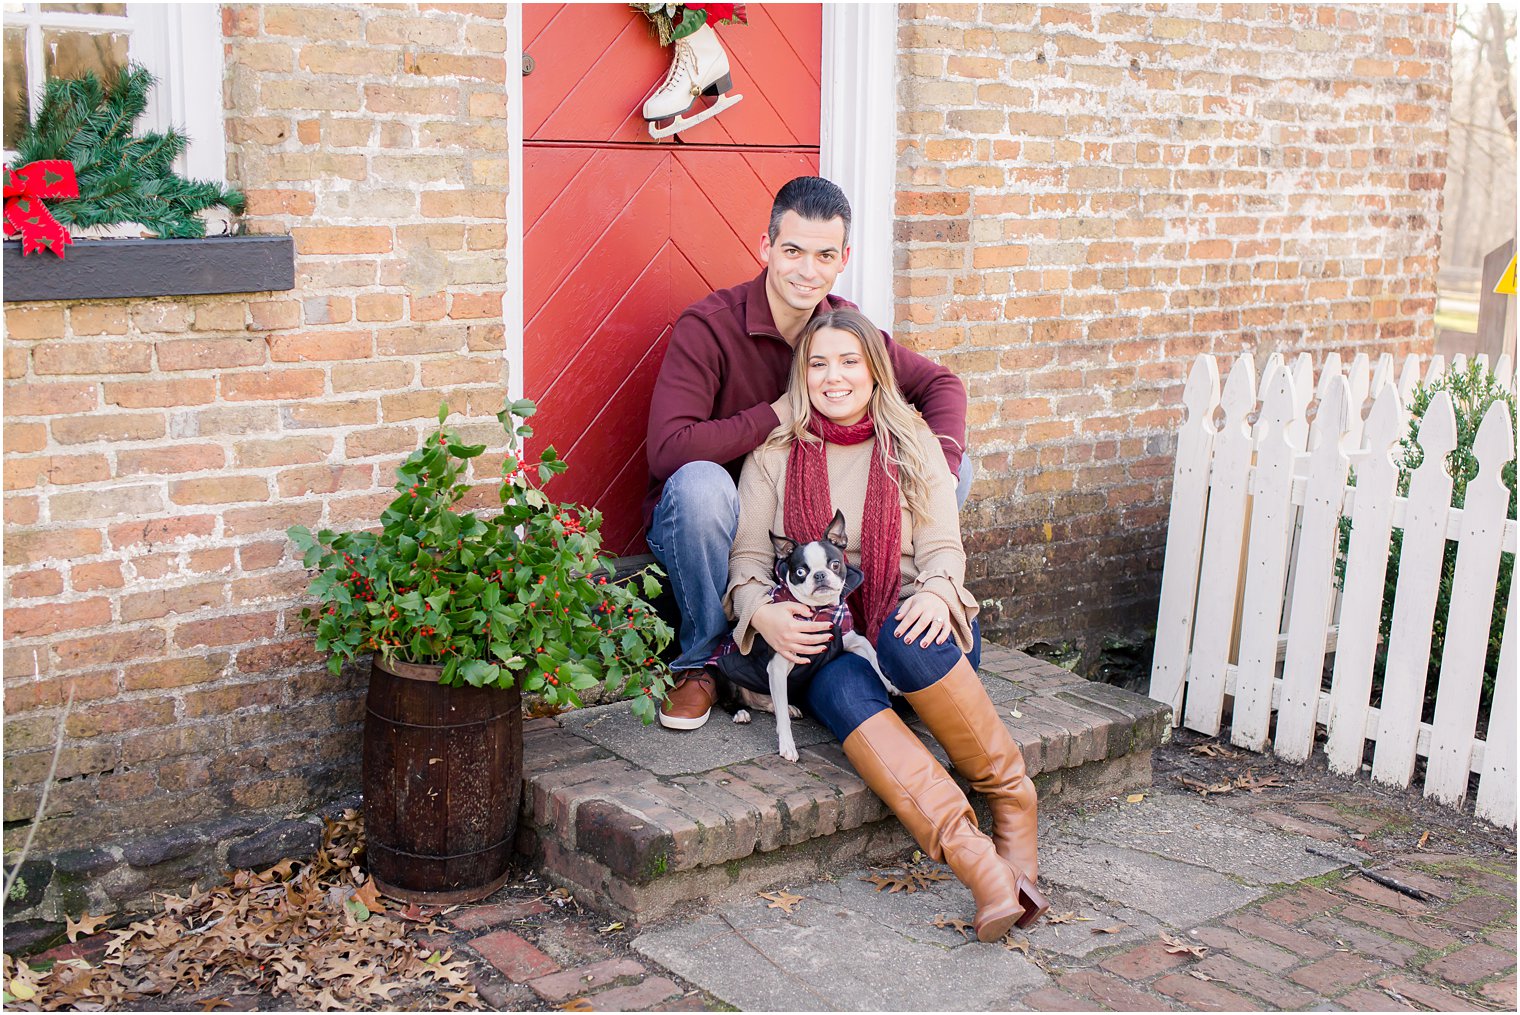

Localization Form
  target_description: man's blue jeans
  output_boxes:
[646,456,974,674]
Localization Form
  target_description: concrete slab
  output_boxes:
[1056,794,1364,886]
[1014,886,1168,960]
[560,702,835,777]
[1037,838,1265,926]
[634,889,1049,1012]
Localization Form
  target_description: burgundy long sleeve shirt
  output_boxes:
[644,269,968,530]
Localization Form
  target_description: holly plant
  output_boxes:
[289,401,675,722]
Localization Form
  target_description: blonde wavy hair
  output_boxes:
[763,308,937,524]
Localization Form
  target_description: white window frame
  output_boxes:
[820,3,895,333]
[3,2,225,182]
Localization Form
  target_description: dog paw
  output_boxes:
[787,705,802,719]
[779,744,799,762]
[881,679,903,697]
[733,709,751,724]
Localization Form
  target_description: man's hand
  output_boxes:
[752,602,832,665]
[893,592,952,648]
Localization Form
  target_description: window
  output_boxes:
[2,2,224,182]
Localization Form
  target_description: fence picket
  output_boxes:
[1275,375,1353,763]
[1423,354,1446,387]
[1495,354,1513,391]
[1325,385,1405,776]
[1346,353,1372,448]
[1148,356,1221,720]
[1371,392,1458,788]
[1397,355,1422,404]
[1232,368,1301,750]
[1475,573,1516,827]
[1289,352,1314,450]
[1311,352,1345,448]
[1452,353,1469,377]
[1184,355,1257,736]
[1425,401,1515,804]
[1371,352,1394,397]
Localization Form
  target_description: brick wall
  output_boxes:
[3,2,1456,865]
[2,3,509,854]
[893,3,1452,664]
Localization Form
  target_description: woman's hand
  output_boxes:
[751,601,833,665]
[893,591,952,647]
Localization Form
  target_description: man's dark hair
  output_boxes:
[768,176,851,246]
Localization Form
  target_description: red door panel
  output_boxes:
[525,4,821,556]
[524,3,821,148]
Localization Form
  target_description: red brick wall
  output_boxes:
[2,3,509,852]
[893,3,1452,663]
[2,3,1455,855]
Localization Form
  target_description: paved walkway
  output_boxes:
[54,731,1520,1011]
[398,730,1516,1012]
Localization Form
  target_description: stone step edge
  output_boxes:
[520,677,1173,893]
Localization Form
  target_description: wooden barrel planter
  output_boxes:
[362,656,523,905]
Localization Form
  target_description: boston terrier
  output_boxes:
[709,510,899,762]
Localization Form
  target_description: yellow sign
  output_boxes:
[1497,254,1516,296]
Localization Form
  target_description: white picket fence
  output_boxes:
[1149,350,1517,829]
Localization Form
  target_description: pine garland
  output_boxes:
[9,63,244,239]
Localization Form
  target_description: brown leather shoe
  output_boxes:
[658,670,716,730]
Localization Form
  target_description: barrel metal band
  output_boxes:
[369,836,514,861]
[365,708,514,730]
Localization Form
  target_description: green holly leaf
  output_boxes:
[437,403,449,424]
[642,574,661,599]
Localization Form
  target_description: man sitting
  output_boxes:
[643,175,970,730]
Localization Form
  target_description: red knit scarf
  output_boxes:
[784,414,901,641]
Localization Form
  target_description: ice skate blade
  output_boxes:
[647,92,742,140]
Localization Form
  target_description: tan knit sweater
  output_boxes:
[724,418,980,655]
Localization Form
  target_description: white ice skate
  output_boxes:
[642,22,742,140]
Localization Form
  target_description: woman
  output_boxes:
[724,307,1047,941]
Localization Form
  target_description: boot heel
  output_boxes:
[1013,876,1048,929]
[975,900,1025,943]
[702,73,733,96]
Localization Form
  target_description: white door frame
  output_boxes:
[502,4,894,400]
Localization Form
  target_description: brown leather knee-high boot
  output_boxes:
[906,656,1047,927]
[842,708,1025,942]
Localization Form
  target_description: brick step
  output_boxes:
[517,645,1172,925]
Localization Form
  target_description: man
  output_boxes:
[644,176,969,730]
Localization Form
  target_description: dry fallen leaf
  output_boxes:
[1047,911,1078,924]
[1234,769,1285,793]
[1092,924,1127,934]
[65,912,110,942]
[7,811,482,1011]
[862,873,914,894]
[1178,775,1236,797]
[1126,793,1146,803]
[1003,934,1030,954]
[1417,830,1430,850]
[759,890,803,913]
[560,999,596,1012]
[598,921,625,933]
[931,913,975,939]
[1188,969,1215,981]
[1189,742,1240,759]
[1160,932,1208,958]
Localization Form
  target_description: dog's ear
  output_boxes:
[770,531,797,559]
[825,510,848,549]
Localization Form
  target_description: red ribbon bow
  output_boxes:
[4,160,79,258]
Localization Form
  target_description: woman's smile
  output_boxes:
[807,327,874,426]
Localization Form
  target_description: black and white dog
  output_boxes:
[709,510,898,761]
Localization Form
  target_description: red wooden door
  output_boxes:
[524,3,821,555]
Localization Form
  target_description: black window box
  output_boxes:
[3,235,295,303]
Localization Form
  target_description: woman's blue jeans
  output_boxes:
[647,457,974,674]
[805,619,982,742]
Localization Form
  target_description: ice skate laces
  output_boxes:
[654,39,698,99]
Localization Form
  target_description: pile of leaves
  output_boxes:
[2,811,481,1011]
